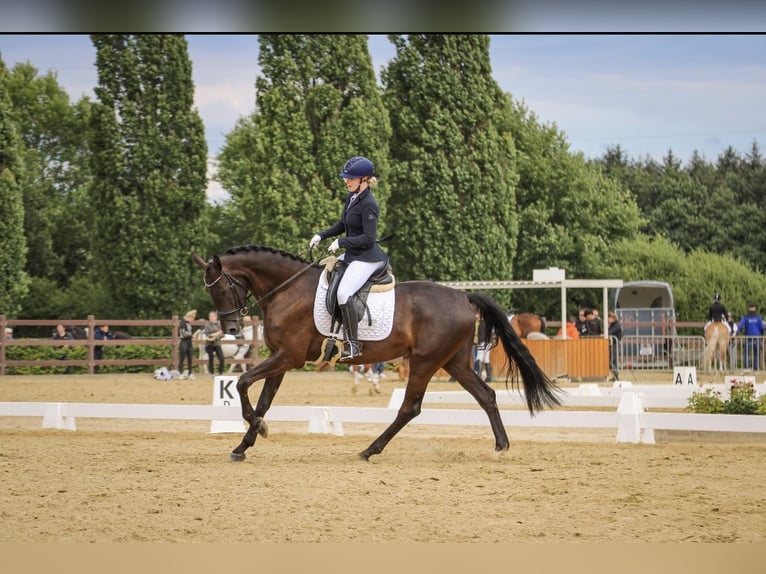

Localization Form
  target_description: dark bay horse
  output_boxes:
[510,312,546,339]
[193,245,561,462]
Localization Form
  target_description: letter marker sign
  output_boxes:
[210,375,246,433]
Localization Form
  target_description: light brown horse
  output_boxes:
[510,312,547,339]
[194,245,561,462]
[703,322,730,372]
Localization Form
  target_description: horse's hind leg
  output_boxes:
[445,353,509,454]
[358,360,436,461]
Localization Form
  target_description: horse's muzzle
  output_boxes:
[222,319,242,336]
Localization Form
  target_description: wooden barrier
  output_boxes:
[490,337,610,380]
[0,315,263,376]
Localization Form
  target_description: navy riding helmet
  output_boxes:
[339,156,374,179]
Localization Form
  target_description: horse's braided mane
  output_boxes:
[223,244,318,267]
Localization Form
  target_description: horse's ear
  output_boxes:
[212,255,223,273]
[192,254,208,270]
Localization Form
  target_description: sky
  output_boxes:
[1,34,765,203]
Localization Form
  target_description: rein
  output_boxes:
[206,261,316,317]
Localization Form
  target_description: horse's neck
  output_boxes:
[235,252,313,296]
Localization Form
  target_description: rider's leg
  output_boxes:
[337,260,385,361]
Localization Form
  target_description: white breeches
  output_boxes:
[337,256,386,304]
[476,343,492,364]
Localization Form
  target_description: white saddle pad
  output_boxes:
[312,273,395,341]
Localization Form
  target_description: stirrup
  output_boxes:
[340,341,361,361]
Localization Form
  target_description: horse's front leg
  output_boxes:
[230,359,289,462]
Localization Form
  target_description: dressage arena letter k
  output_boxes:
[219,379,236,403]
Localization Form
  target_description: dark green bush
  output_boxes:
[4,344,171,374]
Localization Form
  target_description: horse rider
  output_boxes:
[704,293,731,334]
[309,156,388,361]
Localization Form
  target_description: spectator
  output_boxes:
[726,313,739,369]
[475,317,495,382]
[3,327,12,339]
[94,324,115,373]
[574,307,587,335]
[607,311,623,380]
[203,311,225,375]
[52,324,74,374]
[738,302,765,371]
[178,310,197,379]
[556,315,580,340]
[581,308,603,337]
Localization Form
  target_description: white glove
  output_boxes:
[328,238,341,253]
[309,234,321,249]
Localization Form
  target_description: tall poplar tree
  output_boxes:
[90,35,208,318]
[381,34,518,283]
[217,34,390,253]
[0,58,29,316]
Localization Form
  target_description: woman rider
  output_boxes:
[309,156,388,361]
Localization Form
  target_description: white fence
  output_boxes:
[1,379,765,445]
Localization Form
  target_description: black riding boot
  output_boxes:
[339,303,361,361]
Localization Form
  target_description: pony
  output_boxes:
[703,322,729,373]
[193,245,561,462]
[509,312,547,339]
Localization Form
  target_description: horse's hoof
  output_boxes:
[491,447,509,461]
[230,452,246,462]
[257,421,269,438]
[358,451,370,461]
[351,383,359,395]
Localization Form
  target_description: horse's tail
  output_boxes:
[468,293,562,413]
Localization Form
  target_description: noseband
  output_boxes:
[204,270,252,319]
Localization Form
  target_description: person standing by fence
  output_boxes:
[52,324,74,374]
[726,313,739,369]
[203,311,225,375]
[94,324,114,373]
[607,311,623,381]
[177,310,197,379]
[738,303,765,371]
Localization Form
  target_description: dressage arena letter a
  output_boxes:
[210,375,246,434]
[673,366,697,386]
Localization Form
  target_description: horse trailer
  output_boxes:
[612,280,681,369]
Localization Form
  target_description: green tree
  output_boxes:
[598,234,766,328]
[0,59,29,316]
[382,34,518,285]
[506,100,643,315]
[217,34,390,254]
[5,63,94,287]
[90,34,208,318]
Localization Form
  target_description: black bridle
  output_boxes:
[204,261,316,319]
[204,269,253,319]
